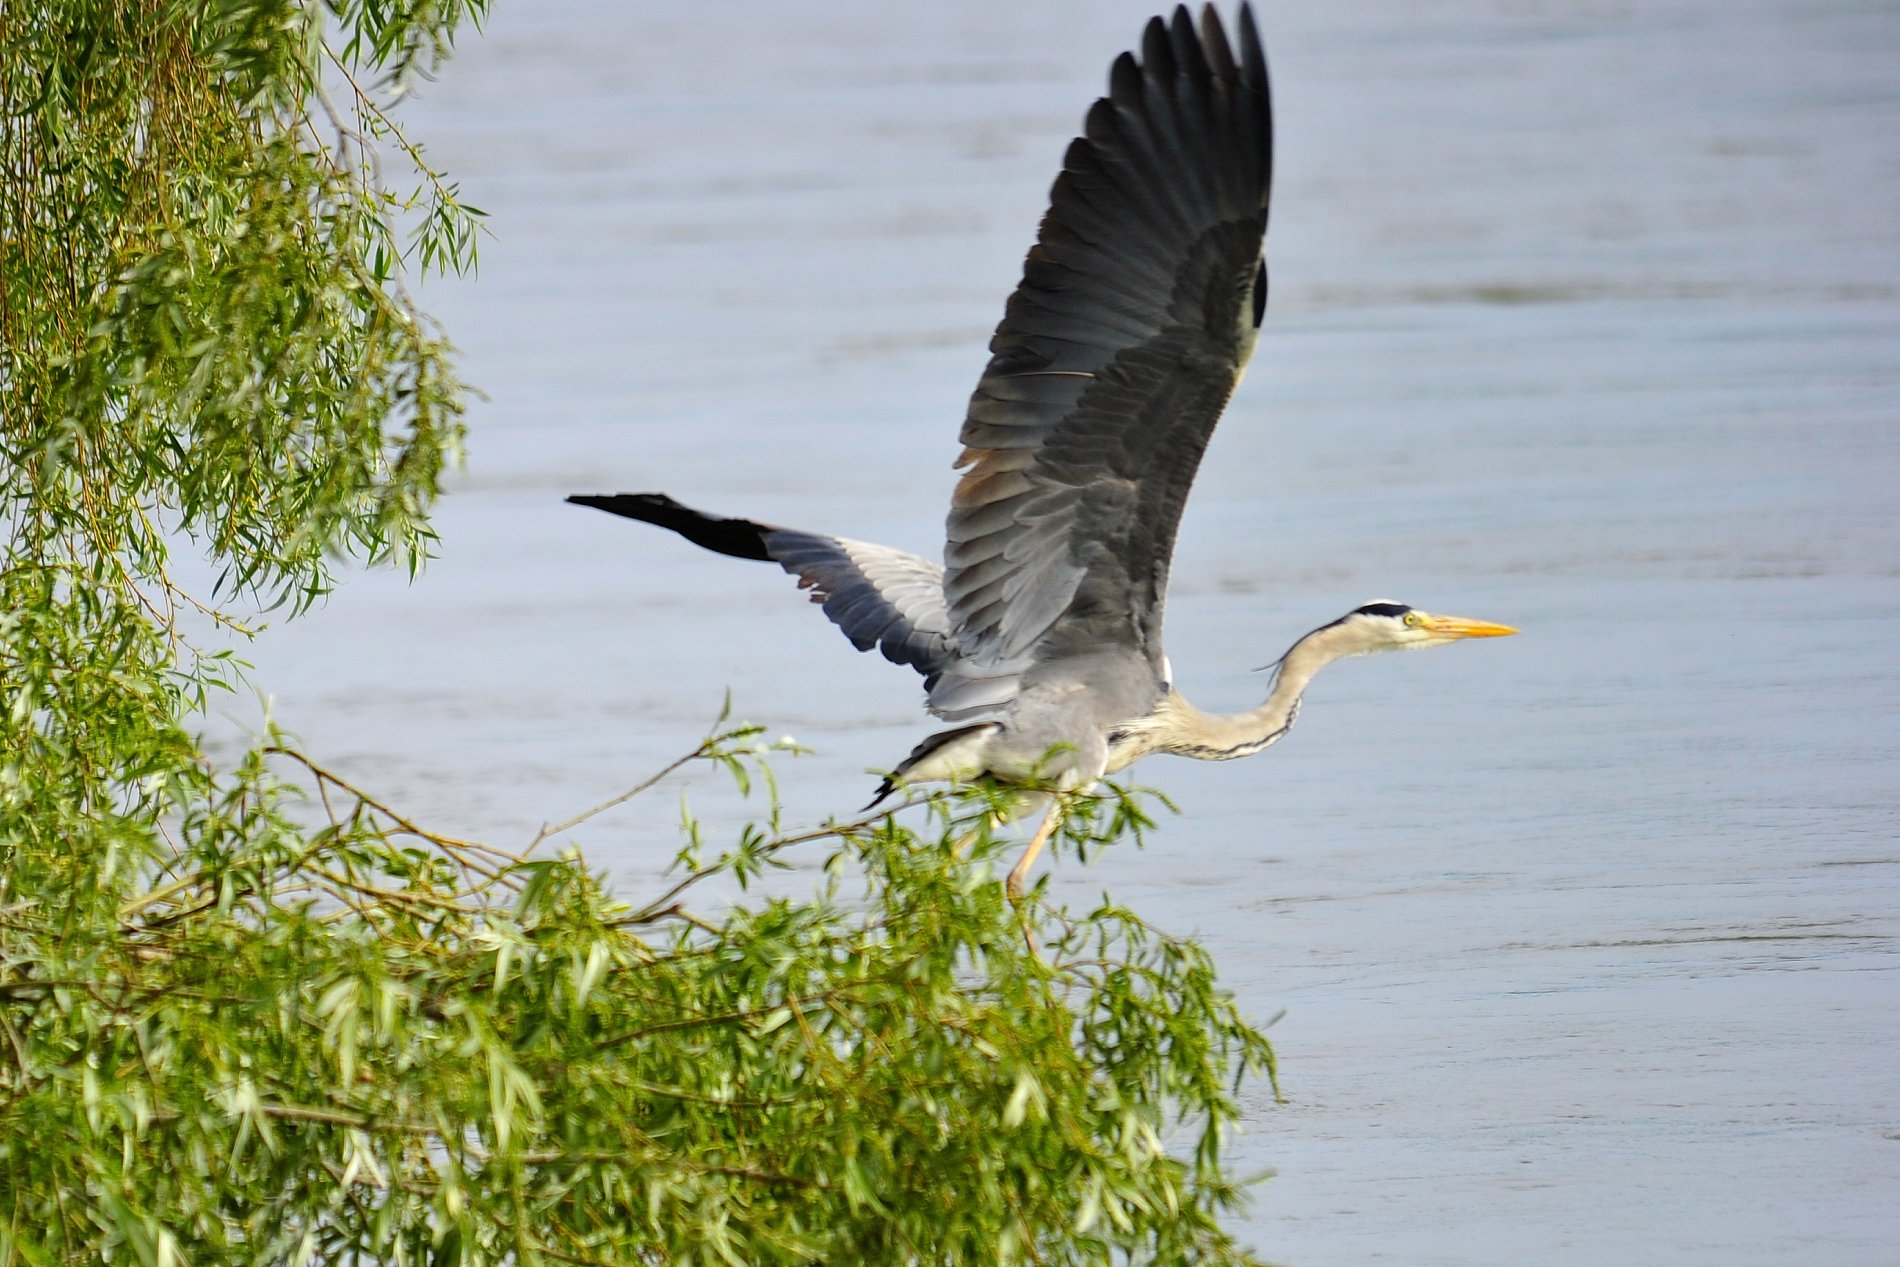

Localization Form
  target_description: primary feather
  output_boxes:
[933,5,1272,725]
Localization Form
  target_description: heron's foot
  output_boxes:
[1004,806,1056,902]
[999,803,1056,958]
[1004,864,1045,958]
[1019,914,1041,959]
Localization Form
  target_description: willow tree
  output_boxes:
[0,3,1278,1263]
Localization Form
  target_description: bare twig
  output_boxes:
[613,802,923,928]
[530,745,710,849]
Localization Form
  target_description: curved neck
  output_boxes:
[1161,620,1363,761]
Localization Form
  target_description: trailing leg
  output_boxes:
[1006,802,1061,902]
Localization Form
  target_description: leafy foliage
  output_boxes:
[3,0,483,614]
[6,728,1278,1264]
[2,0,484,1002]
[0,2,1280,1263]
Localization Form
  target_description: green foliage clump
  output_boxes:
[2,0,486,905]
[7,725,1278,1264]
[0,2,1280,1262]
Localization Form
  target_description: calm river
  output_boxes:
[232,2,1899,1262]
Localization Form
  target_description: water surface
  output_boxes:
[236,3,1899,1262]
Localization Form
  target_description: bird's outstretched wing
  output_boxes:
[930,4,1273,721]
[567,493,953,684]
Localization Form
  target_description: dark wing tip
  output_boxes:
[1170,7,1208,78]
[1140,15,1177,83]
[1239,3,1269,105]
[567,491,677,512]
[568,492,775,562]
[1198,5,1235,75]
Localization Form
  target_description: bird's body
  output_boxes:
[571,5,1515,895]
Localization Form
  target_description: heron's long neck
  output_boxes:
[1162,622,1359,761]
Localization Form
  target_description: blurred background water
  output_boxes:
[217,2,1899,1262]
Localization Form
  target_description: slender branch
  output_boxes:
[256,1100,437,1133]
[614,802,923,927]
[595,983,881,1052]
[266,745,525,867]
[529,746,710,848]
[511,1151,813,1188]
[610,902,719,936]
[306,865,479,916]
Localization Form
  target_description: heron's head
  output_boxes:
[1329,601,1518,655]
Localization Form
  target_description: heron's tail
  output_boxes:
[861,776,898,813]
[864,722,1001,811]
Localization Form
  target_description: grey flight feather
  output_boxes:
[766,533,952,685]
[931,4,1272,722]
[566,494,953,686]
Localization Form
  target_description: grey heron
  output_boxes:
[571,5,1516,898]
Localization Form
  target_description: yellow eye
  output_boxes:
[1403,612,1422,627]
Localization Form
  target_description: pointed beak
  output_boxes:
[1418,614,1519,640]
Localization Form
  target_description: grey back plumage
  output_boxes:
[930,5,1272,721]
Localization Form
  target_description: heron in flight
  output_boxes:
[572,5,1515,898]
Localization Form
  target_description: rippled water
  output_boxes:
[230,2,1900,1262]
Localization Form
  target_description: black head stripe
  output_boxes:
[1352,602,1412,619]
